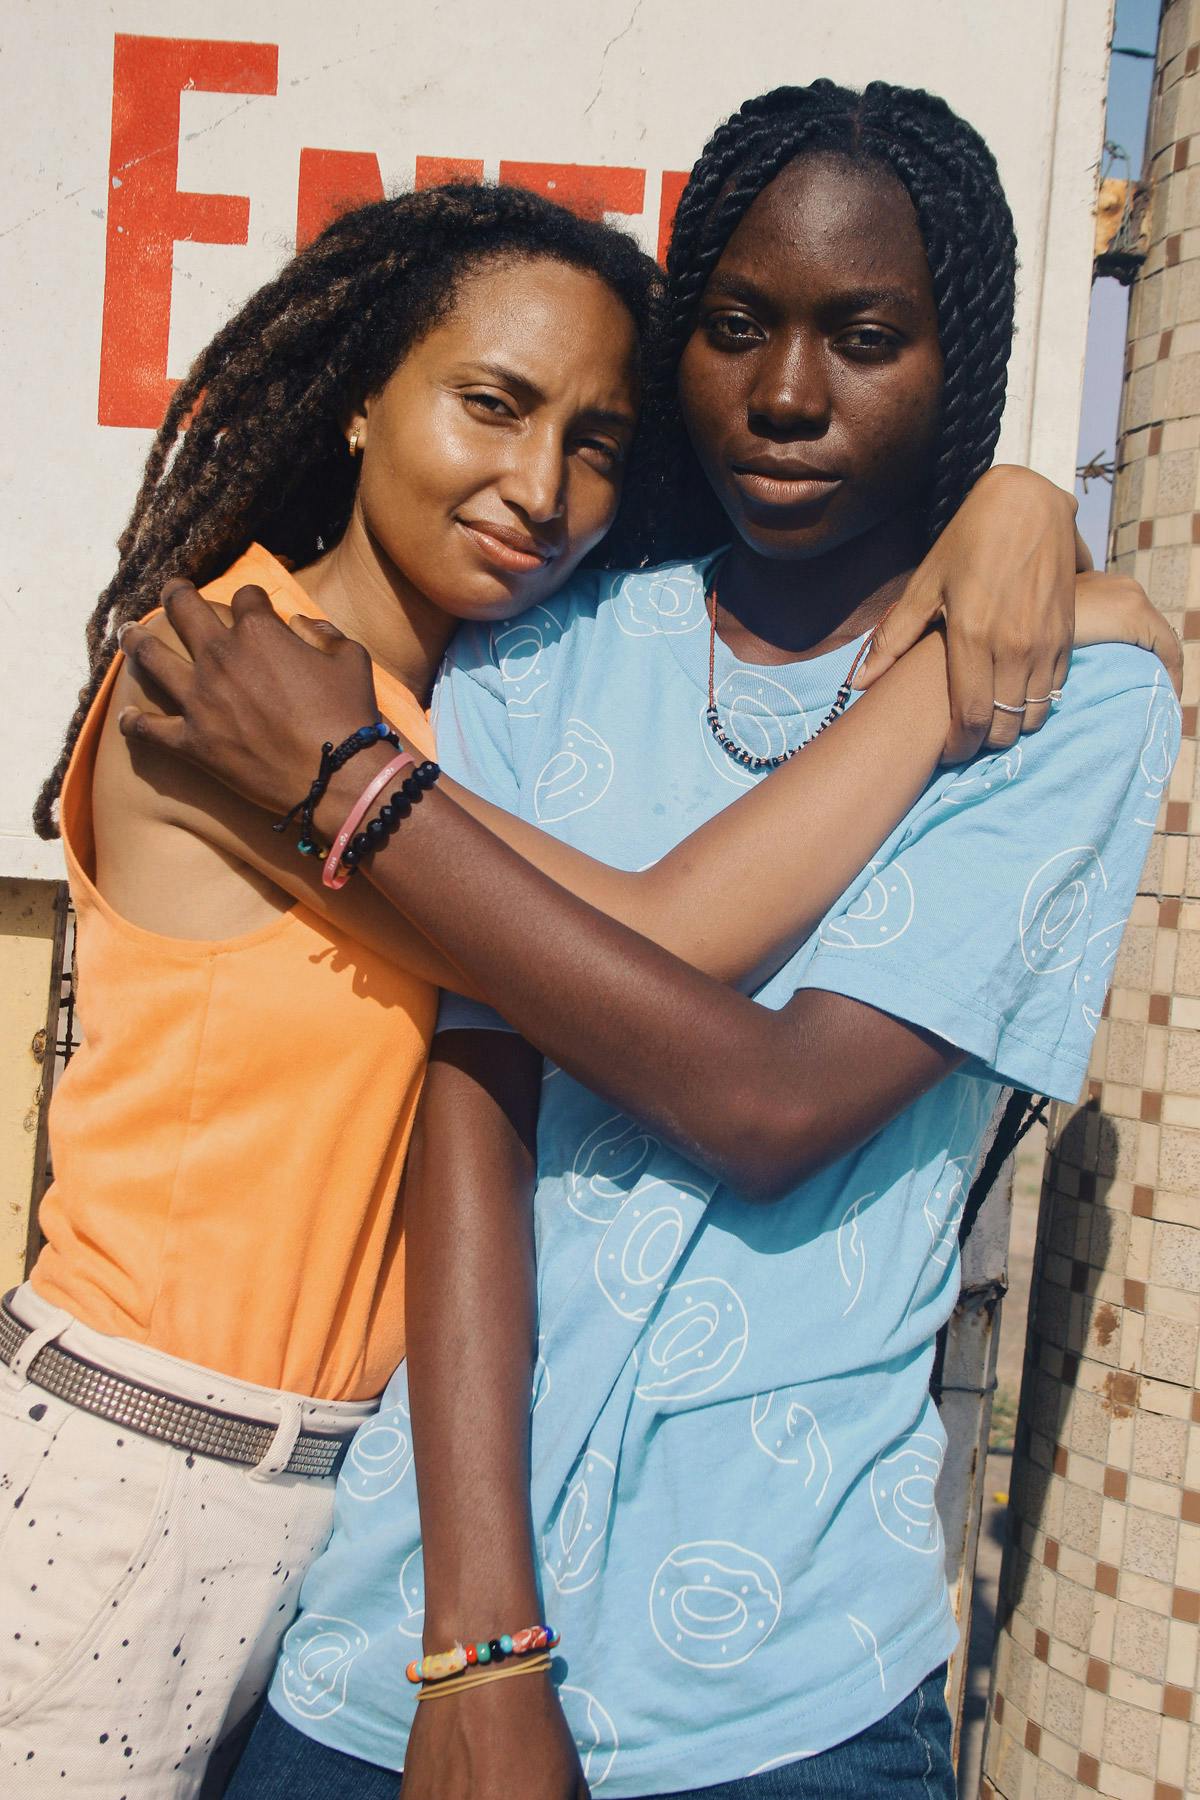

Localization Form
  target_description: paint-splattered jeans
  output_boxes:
[227,1664,956,1797]
[0,1284,374,1799]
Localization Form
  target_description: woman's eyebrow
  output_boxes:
[458,361,635,432]
[830,284,923,317]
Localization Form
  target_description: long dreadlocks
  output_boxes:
[34,183,659,839]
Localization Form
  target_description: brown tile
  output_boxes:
[1188,44,1200,75]
[1192,512,1200,544]
[1061,1352,1079,1386]
[1108,1371,1140,1412]
[1150,424,1164,454]
[1071,1259,1090,1293]
[1077,1751,1101,1788]
[1182,1488,1200,1525]
[1104,1466,1129,1501]
[1154,1783,1184,1800]
[1024,1719,1042,1754]
[1161,897,1182,927]
[1163,1683,1191,1719]
[1034,1628,1050,1662]
[1192,1392,1200,1424]
[1124,1279,1147,1312]
[1159,330,1175,360]
[1176,136,1192,172]
[1171,1585,1200,1622]
[1079,1171,1097,1203]
[1133,1184,1157,1216]
[1088,1078,1103,1101]
[1086,1656,1110,1691]
[1184,609,1200,641]
[993,1690,1005,1724]
[1139,519,1155,549]
[1053,1444,1069,1476]
[1182,704,1198,738]
[1097,1561,1120,1596]
[1168,233,1183,266]
[1148,994,1171,1027]
[1140,1090,1163,1123]
[1167,800,1191,833]
[1044,1537,1060,1571]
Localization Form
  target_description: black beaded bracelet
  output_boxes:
[339,760,441,871]
[273,719,401,858]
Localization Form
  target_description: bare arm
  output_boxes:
[399,1032,587,1799]
[117,605,954,992]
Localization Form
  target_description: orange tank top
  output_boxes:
[31,545,437,1401]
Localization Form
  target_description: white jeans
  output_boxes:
[0,1284,376,1798]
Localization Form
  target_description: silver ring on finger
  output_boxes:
[1024,693,1055,707]
[992,699,1028,716]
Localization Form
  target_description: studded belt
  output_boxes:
[0,1299,351,1479]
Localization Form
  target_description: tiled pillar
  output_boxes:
[982,4,1200,1798]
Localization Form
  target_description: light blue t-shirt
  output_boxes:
[269,559,1178,1794]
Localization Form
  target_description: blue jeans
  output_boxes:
[224,1664,955,1798]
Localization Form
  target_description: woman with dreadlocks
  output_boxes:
[4,169,1146,1800]
[117,82,1179,1800]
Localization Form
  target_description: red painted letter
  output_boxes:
[657,171,689,267]
[296,149,385,248]
[98,34,278,429]
[414,156,486,189]
[498,162,645,222]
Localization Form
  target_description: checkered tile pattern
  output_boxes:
[983,8,1200,1795]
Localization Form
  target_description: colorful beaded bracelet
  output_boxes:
[405,1623,558,1685]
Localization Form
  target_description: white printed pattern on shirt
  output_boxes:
[635,1276,749,1404]
[533,717,614,821]
[649,1540,783,1669]
[491,604,566,719]
[941,743,1023,804]
[836,1191,873,1316]
[396,1547,424,1641]
[869,1430,945,1556]
[610,568,706,638]
[846,1612,888,1692]
[543,1449,616,1594]
[593,1180,712,1322]
[567,1115,660,1223]
[340,1403,413,1503]
[818,860,915,951]
[279,1613,369,1720]
[560,1683,621,1788]
[698,673,811,791]
[1135,671,1176,827]
[749,1391,833,1506]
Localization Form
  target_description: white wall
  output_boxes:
[1,0,1113,874]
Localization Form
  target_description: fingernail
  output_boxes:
[116,623,131,644]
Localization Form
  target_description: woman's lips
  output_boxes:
[457,520,552,574]
[730,469,843,508]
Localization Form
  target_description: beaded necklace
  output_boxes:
[704,569,885,773]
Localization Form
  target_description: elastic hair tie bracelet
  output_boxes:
[415,1652,552,1703]
[323,758,441,889]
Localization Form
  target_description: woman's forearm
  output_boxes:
[404,1035,545,1643]
[310,650,951,1195]
[442,632,950,985]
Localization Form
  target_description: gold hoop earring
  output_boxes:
[348,429,361,457]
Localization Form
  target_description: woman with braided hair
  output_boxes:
[111,79,1180,1800]
[4,160,1144,1799]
